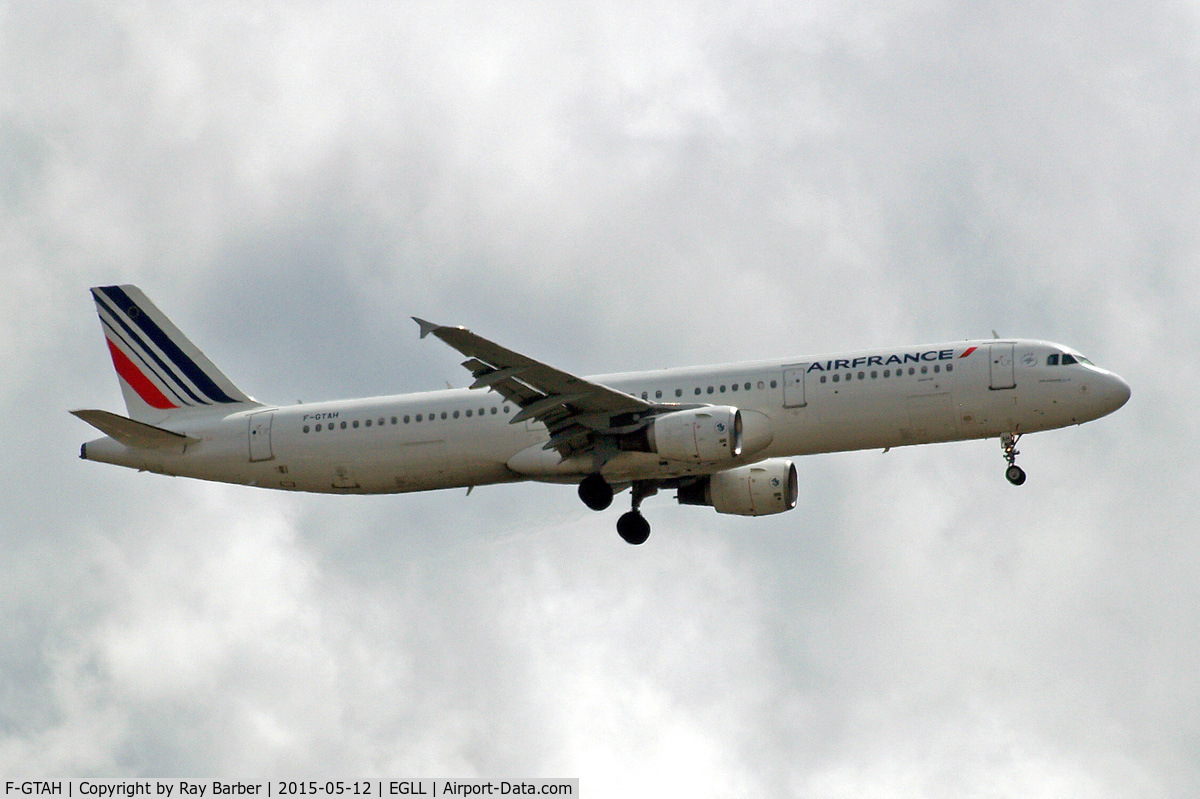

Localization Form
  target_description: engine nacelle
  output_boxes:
[647,406,743,463]
[677,459,798,516]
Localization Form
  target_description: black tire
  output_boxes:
[578,473,614,511]
[1005,465,1027,486]
[617,511,651,545]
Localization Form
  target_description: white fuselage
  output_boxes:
[81,339,1131,494]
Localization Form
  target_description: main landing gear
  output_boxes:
[616,510,651,546]
[616,481,657,545]
[578,473,613,511]
[1001,432,1026,486]
[578,474,656,545]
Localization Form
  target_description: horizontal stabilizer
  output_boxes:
[71,409,199,450]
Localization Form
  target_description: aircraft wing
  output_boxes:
[414,318,654,458]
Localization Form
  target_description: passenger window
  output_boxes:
[340,421,347,429]
[770,380,777,388]
[365,419,371,427]
[416,414,422,422]
[719,385,726,393]
[304,425,311,433]
[731,383,738,392]
[695,388,702,396]
[857,371,864,380]
[491,407,497,414]
[883,370,890,378]
[706,386,714,394]
[465,409,472,417]
[908,367,916,375]
[503,406,510,413]
[744,382,751,390]
[1047,354,1059,366]
[441,412,448,420]
[453,411,459,418]
[757,381,764,389]
[353,420,360,428]
[871,371,878,379]
[403,416,410,424]
[833,374,840,383]
[933,365,940,373]
[820,375,827,383]
[946,364,953,372]
[655,390,662,399]
[641,392,648,400]
[920,366,928,374]
[675,389,682,397]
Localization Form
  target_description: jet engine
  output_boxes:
[677,459,798,516]
[645,406,743,463]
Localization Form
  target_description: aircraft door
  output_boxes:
[782,365,808,408]
[248,411,275,462]
[989,344,1016,390]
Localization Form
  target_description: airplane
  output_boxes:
[73,285,1131,544]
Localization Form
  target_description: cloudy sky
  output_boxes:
[2,0,1198,795]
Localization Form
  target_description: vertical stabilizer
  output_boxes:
[90,285,260,423]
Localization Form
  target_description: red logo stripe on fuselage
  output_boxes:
[106,338,177,409]
[960,346,977,358]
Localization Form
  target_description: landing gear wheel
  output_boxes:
[617,511,651,545]
[1000,433,1026,486]
[578,473,613,511]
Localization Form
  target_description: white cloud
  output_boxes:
[2,1,1198,796]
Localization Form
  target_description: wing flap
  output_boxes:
[414,318,654,458]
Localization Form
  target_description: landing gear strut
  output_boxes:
[1001,432,1026,486]
[617,481,658,545]
[578,473,613,511]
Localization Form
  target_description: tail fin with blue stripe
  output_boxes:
[90,285,260,423]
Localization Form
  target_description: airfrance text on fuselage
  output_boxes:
[806,349,969,373]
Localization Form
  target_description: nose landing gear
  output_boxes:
[1001,433,1026,485]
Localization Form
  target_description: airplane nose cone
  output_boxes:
[1106,373,1132,413]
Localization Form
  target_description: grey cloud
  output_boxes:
[2,1,1198,796]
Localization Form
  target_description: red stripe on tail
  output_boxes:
[106,338,177,410]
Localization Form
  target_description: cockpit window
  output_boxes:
[1048,352,1094,367]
